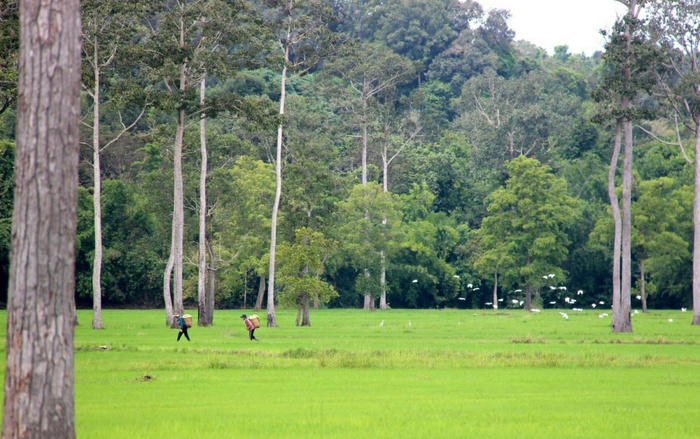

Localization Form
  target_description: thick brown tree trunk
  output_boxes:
[2,0,81,436]
[255,274,266,311]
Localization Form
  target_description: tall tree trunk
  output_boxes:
[492,272,498,310]
[206,239,215,323]
[525,282,532,311]
[163,249,175,327]
[380,250,387,310]
[255,274,266,311]
[172,106,185,318]
[609,121,623,323]
[640,258,647,313]
[302,294,311,326]
[361,86,372,310]
[615,117,633,333]
[197,77,211,326]
[2,0,81,436]
[243,270,248,309]
[268,54,288,328]
[92,58,103,330]
[694,117,700,324]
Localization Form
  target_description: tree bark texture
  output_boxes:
[255,274,265,311]
[163,249,175,327]
[640,259,647,313]
[609,122,624,326]
[615,118,633,333]
[205,239,215,323]
[197,78,211,326]
[693,116,700,325]
[92,60,103,330]
[267,58,287,328]
[492,272,498,310]
[2,0,81,437]
[171,107,185,318]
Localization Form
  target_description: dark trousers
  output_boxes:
[178,328,190,341]
[249,329,256,340]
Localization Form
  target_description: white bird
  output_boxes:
[453,275,460,278]
[485,302,493,306]
[668,319,673,323]
[473,287,480,291]
[543,275,549,279]
[598,315,604,318]
[549,301,556,304]
[634,309,639,314]
[564,297,571,303]
[570,299,576,304]
[458,297,466,301]
[559,312,569,319]
[467,283,473,288]
[591,303,597,308]
[408,320,412,325]
[548,274,555,278]
[412,279,418,283]
[577,290,583,295]
[380,320,384,326]
[519,301,524,306]
[559,286,567,290]
[514,289,522,293]
[682,307,687,312]
[498,298,504,302]
[531,308,541,313]
[550,286,556,290]
[573,308,583,312]
[512,299,519,304]
[636,295,641,300]
[599,301,605,305]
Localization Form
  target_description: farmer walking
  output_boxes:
[241,314,258,341]
[177,314,190,342]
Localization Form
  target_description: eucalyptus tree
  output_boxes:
[592,0,655,332]
[147,0,260,326]
[258,0,340,327]
[647,0,700,324]
[81,0,156,329]
[2,0,81,436]
[0,0,18,116]
[477,156,577,310]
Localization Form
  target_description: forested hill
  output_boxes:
[0,0,696,312]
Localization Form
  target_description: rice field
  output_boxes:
[1,308,699,438]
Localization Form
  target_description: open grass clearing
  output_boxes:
[0,308,699,438]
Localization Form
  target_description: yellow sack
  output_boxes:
[182,314,193,328]
[249,315,261,329]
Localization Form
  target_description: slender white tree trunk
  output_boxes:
[197,77,211,326]
[640,258,647,313]
[361,87,373,310]
[3,0,81,435]
[268,59,287,328]
[609,122,623,326]
[493,272,498,309]
[693,117,700,325]
[92,61,103,330]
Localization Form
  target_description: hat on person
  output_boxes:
[240,314,247,318]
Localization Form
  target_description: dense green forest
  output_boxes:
[0,0,698,315]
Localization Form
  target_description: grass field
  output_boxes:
[1,308,699,438]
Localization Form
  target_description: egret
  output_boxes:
[519,301,524,306]
[531,308,541,312]
[412,279,418,283]
[498,298,504,302]
[599,301,605,305]
[458,297,466,301]
[577,290,583,295]
[514,289,522,293]
[636,295,641,300]
[473,287,480,291]
[380,320,384,326]
[591,303,596,308]
[512,299,519,304]
[549,286,556,290]
[548,274,555,278]
[668,319,673,322]
[453,275,460,278]
[681,307,687,312]
[559,312,569,319]
[543,276,548,279]
[485,302,493,306]
[549,301,556,305]
[467,283,473,288]
[634,310,639,314]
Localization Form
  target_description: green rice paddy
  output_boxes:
[1,308,699,438]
